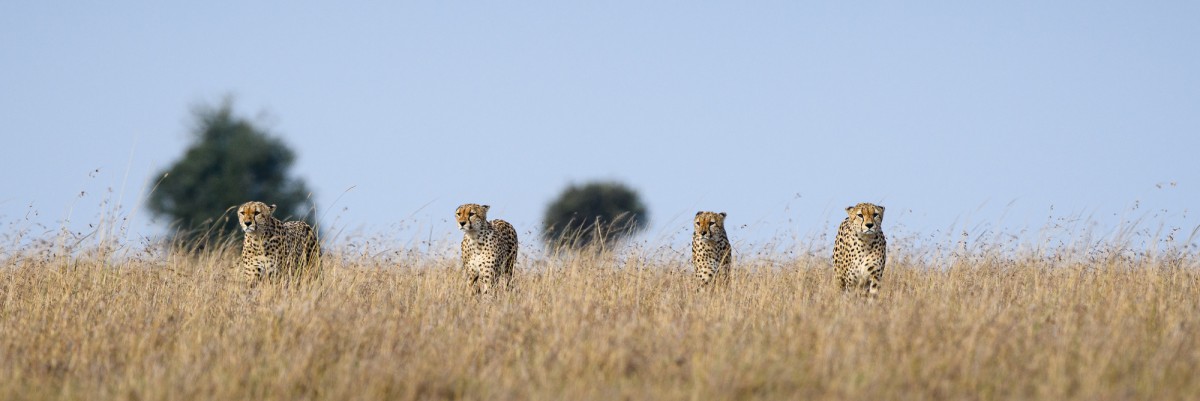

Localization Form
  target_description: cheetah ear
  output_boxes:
[719,212,727,218]
[875,205,885,215]
[481,205,490,212]
[269,204,277,213]
[845,206,856,216]
[695,211,703,217]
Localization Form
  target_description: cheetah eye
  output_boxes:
[253,211,260,216]
[856,213,863,218]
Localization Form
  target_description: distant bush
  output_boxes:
[542,181,648,250]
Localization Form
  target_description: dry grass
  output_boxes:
[1,237,1198,401]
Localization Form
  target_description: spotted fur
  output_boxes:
[692,211,732,288]
[833,202,887,295]
[238,201,321,286]
[456,203,518,295]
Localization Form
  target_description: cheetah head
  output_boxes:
[455,203,490,234]
[694,211,727,242]
[845,203,885,238]
[237,201,276,233]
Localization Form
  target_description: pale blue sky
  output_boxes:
[2,2,1197,251]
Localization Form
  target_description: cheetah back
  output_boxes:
[490,219,519,277]
[282,220,321,280]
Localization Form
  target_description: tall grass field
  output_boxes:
[1,222,1198,400]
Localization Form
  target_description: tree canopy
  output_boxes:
[147,99,314,243]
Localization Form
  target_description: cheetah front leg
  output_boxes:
[867,262,885,296]
[695,264,716,291]
[247,265,264,288]
[478,267,496,296]
[461,251,479,293]
[834,266,850,292]
[265,254,284,284]
[248,256,276,287]
[465,265,481,294]
[716,253,733,286]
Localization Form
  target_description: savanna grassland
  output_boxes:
[1,234,1198,401]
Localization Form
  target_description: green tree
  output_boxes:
[542,181,648,250]
[148,99,314,243]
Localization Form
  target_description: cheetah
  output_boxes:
[692,211,732,288]
[833,202,887,295]
[237,201,321,286]
[456,203,518,295]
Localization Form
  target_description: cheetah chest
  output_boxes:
[694,244,719,266]
[843,240,884,285]
[693,237,730,272]
[845,260,872,286]
[464,235,500,273]
[243,237,279,273]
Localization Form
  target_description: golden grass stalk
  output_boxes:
[1,232,1197,401]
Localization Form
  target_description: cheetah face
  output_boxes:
[694,211,727,242]
[455,203,490,234]
[237,201,276,233]
[845,203,885,238]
